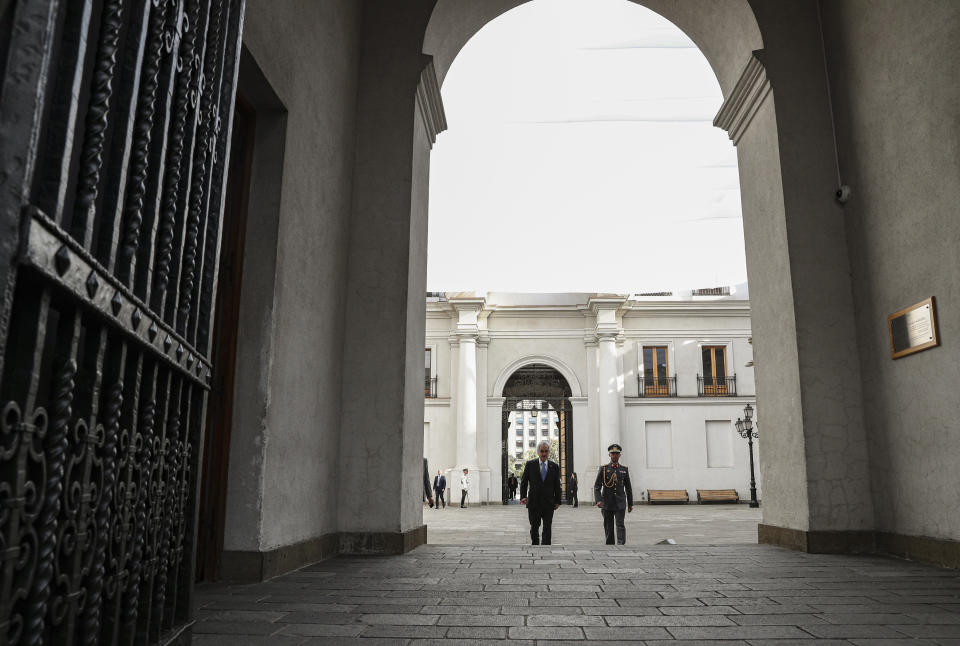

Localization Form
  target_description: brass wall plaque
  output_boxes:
[888,297,940,359]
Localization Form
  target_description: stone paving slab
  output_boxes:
[194,542,960,645]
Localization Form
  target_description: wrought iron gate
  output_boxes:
[500,365,574,505]
[0,0,244,643]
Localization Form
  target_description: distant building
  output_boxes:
[424,289,760,504]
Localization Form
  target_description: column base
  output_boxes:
[221,533,340,582]
[219,526,427,582]
[758,523,874,553]
[758,523,960,568]
[339,524,427,555]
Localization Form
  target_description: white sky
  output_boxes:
[426,0,747,294]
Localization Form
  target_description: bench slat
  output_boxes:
[647,489,689,504]
[696,489,739,503]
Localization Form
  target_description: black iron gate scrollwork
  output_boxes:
[500,365,574,505]
[0,0,244,643]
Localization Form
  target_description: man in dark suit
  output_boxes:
[519,441,562,545]
[433,470,447,509]
[422,458,434,508]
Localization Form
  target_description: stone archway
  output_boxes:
[339,0,874,556]
[414,1,872,549]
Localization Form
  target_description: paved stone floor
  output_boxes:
[424,501,762,545]
[195,508,960,645]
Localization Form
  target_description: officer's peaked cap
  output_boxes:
[607,443,622,453]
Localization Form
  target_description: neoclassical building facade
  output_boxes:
[424,291,759,504]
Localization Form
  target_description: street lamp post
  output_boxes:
[735,403,760,508]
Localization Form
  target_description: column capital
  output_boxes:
[449,293,486,338]
[588,294,627,340]
[477,332,490,348]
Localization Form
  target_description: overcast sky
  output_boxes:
[426,0,747,295]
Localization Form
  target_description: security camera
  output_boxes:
[835,185,851,204]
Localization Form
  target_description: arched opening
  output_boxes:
[501,364,574,504]
[421,1,760,513]
[427,1,746,294]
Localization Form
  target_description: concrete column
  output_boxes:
[450,295,484,503]
[590,296,626,455]
[337,1,437,552]
[486,397,506,503]
[569,396,593,488]
[584,336,600,465]
[476,334,490,501]
[597,333,619,454]
[457,336,478,473]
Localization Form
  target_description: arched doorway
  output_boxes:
[500,364,573,504]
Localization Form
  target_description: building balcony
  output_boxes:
[697,374,737,397]
[638,374,677,398]
[425,376,438,398]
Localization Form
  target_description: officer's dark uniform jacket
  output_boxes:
[593,462,633,510]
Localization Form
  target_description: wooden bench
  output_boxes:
[696,489,740,504]
[647,489,689,504]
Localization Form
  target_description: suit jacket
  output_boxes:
[422,458,432,500]
[433,475,446,492]
[593,462,633,511]
[520,459,562,510]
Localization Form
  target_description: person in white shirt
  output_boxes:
[459,468,470,508]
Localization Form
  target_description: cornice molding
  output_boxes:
[624,396,756,407]
[416,59,447,149]
[714,51,771,146]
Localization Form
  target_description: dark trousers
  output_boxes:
[569,491,578,507]
[434,489,445,508]
[602,508,626,545]
[528,505,555,545]
[461,490,467,507]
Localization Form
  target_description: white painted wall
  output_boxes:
[424,293,759,503]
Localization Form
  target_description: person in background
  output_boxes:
[507,473,518,499]
[433,469,447,509]
[460,468,470,508]
[423,458,434,508]
[568,472,579,507]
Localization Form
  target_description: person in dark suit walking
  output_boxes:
[422,458,434,508]
[519,440,562,545]
[433,470,447,509]
[594,443,633,545]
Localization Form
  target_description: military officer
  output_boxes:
[594,443,633,545]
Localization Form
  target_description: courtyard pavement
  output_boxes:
[424,500,762,545]
[194,505,960,645]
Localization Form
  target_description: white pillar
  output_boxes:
[597,331,620,454]
[569,396,593,486]
[589,296,627,460]
[486,397,506,502]
[457,335,478,471]
[475,334,490,502]
[449,294,485,504]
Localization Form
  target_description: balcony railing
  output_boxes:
[638,374,677,397]
[425,376,438,398]
[697,374,737,397]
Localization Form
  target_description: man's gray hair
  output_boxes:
[537,440,551,451]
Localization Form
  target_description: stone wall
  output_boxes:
[823,0,960,543]
[221,0,363,571]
